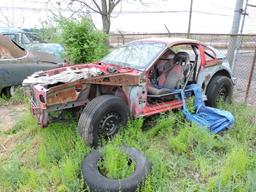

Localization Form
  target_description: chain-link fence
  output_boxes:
[110,33,256,105]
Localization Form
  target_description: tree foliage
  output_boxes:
[59,18,109,64]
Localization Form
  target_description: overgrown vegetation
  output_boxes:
[0,102,256,191]
[59,18,109,64]
[98,144,135,179]
[0,108,89,191]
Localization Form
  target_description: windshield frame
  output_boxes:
[101,41,167,70]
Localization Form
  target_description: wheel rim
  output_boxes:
[217,85,228,101]
[99,112,121,137]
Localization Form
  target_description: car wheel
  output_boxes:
[78,95,130,147]
[206,76,233,107]
[82,146,151,192]
[2,86,17,98]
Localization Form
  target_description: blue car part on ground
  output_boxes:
[179,84,234,133]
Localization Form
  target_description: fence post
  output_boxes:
[187,0,193,38]
[227,0,244,66]
[164,24,171,37]
[245,47,256,102]
[117,29,125,45]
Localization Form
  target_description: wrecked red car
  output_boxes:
[23,38,235,146]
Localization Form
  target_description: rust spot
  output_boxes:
[205,74,211,82]
[47,89,78,106]
[84,73,140,86]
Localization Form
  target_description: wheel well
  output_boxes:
[88,85,128,105]
[211,70,231,79]
[1,86,9,95]
[205,70,231,94]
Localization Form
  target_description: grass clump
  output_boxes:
[98,144,135,179]
[36,122,89,191]
[207,147,251,191]
[0,109,89,191]
[146,113,176,138]
[186,96,196,113]
[168,122,223,155]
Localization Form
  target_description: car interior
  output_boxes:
[147,43,201,102]
[0,35,26,59]
[0,45,13,59]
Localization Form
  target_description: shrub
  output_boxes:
[59,18,109,64]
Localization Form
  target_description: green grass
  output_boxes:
[0,108,90,192]
[0,102,256,191]
[97,144,136,179]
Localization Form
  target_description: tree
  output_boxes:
[71,0,122,34]
[46,0,92,21]
[0,1,24,27]
[46,0,150,34]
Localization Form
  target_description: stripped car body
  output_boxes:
[24,38,235,145]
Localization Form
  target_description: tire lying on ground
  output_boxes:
[206,75,233,107]
[82,146,151,192]
[78,95,130,147]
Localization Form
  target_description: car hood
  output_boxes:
[22,62,142,87]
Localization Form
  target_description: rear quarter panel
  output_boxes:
[197,60,233,93]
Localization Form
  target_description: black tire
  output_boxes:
[78,95,130,147]
[2,87,11,98]
[82,146,151,192]
[206,76,233,107]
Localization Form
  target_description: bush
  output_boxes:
[59,18,109,64]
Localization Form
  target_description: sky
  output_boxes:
[0,0,256,33]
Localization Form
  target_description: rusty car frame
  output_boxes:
[24,38,235,146]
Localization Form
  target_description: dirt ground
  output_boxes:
[0,104,25,131]
[0,104,25,155]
